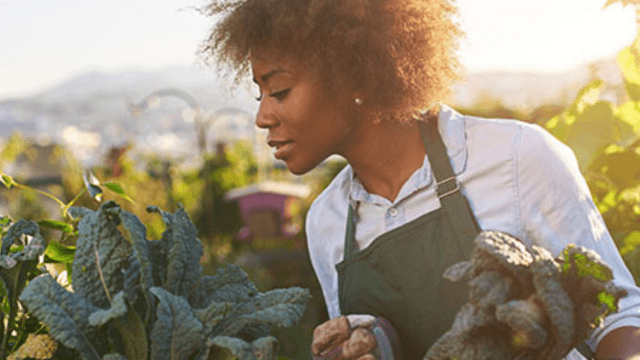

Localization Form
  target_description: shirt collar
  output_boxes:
[347,104,468,205]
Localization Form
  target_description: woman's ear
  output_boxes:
[353,93,364,106]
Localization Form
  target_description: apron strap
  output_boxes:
[418,112,480,259]
[344,204,357,260]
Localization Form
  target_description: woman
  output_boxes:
[201,0,640,358]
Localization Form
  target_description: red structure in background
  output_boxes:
[105,143,131,177]
[224,181,311,242]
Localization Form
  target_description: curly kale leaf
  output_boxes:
[149,287,205,360]
[246,288,310,328]
[19,275,104,360]
[194,301,233,337]
[89,292,148,360]
[102,354,127,360]
[68,206,93,220]
[206,335,278,360]
[72,202,131,309]
[0,219,46,263]
[147,238,169,289]
[148,206,203,301]
[191,264,259,309]
[114,206,156,325]
[206,336,255,360]
[212,287,310,338]
[209,283,258,304]
[0,254,17,269]
[251,336,278,360]
[122,253,141,303]
[1,222,44,360]
[89,292,128,327]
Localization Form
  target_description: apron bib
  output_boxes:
[336,115,480,360]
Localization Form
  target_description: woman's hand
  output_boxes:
[311,316,378,360]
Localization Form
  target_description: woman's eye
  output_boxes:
[269,89,290,101]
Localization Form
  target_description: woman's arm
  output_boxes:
[595,326,640,360]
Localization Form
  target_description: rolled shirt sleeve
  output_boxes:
[515,123,640,349]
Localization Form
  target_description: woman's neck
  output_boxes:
[343,120,426,202]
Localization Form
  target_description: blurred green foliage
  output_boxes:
[192,141,257,241]
[540,39,640,284]
[458,37,640,285]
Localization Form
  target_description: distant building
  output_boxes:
[224,181,311,242]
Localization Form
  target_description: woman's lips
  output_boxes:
[268,140,293,159]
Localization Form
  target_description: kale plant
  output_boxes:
[0,218,47,359]
[18,201,310,360]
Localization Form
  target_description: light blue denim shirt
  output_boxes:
[305,105,640,357]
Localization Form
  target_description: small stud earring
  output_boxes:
[354,98,363,105]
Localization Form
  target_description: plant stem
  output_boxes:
[12,183,66,209]
[63,188,87,219]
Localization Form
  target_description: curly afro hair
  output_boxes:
[200,0,463,123]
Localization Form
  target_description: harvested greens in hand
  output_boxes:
[425,231,627,360]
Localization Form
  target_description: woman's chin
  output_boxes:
[284,159,318,176]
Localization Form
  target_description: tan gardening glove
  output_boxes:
[311,316,378,360]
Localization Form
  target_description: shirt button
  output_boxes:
[389,208,399,217]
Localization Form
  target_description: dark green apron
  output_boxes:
[336,116,480,360]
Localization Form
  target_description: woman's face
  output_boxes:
[251,49,356,175]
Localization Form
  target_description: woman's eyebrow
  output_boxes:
[252,68,289,84]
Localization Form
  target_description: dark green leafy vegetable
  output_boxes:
[147,206,203,301]
[102,354,127,360]
[19,275,104,360]
[1,219,46,360]
[17,201,309,360]
[206,335,279,360]
[149,287,205,360]
[72,202,131,309]
[192,264,259,309]
[112,304,148,360]
[88,292,129,327]
[1,220,46,264]
[112,206,156,325]
[207,336,255,359]
[427,231,627,360]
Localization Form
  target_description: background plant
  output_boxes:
[0,171,137,359]
[16,200,309,360]
[0,171,310,360]
[454,33,640,286]
[535,37,640,284]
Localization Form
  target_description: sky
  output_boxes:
[0,0,637,99]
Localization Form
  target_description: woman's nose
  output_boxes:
[255,101,278,129]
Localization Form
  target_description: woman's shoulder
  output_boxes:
[457,109,574,166]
